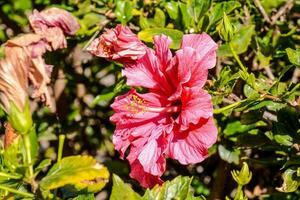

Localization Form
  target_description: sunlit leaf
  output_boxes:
[138,28,183,49]
[40,156,109,190]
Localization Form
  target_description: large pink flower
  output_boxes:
[87,25,147,63]
[109,32,218,188]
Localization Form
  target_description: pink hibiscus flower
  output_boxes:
[109,32,218,188]
[87,25,147,63]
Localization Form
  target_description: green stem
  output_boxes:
[234,184,243,200]
[57,135,65,162]
[0,185,34,198]
[214,100,246,114]
[0,172,22,179]
[23,134,33,178]
[229,42,248,73]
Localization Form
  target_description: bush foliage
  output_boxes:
[0,0,300,199]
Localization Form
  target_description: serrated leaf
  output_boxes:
[109,174,142,200]
[286,48,300,67]
[218,25,255,57]
[138,28,183,49]
[40,156,109,190]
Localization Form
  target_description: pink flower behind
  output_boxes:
[87,25,147,63]
[105,27,218,188]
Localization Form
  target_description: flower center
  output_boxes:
[100,43,113,56]
[125,94,181,115]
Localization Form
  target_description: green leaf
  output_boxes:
[286,48,300,67]
[218,144,240,164]
[72,193,94,200]
[165,2,179,21]
[143,176,196,200]
[274,135,293,146]
[218,25,255,57]
[138,28,183,49]
[224,121,255,136]
[153,8,166,28]
[187,0,211,23]
[34,159,51,177]
[40,156,109,190]
[208,1,241,28]
[115,1,133,24]
[110,174,142,200]
[277,168,300,193]
[179,3,193,29]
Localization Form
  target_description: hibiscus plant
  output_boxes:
[0,0,299,199]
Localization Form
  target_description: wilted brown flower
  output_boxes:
[28,7,80,50]
[5,34,53,107]
[0,58,28,112]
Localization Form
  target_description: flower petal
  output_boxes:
[138,130,167,176]
[175,47,208,89]
[177,87,213,129]
[168,117,217,165]
[122,49,173,95]
[154,35,172,71]
[129,160,163,188]
[181,33,217,69]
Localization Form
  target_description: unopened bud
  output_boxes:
[231,162,252,185]
[8,100,32,134]
[217,13,235,42]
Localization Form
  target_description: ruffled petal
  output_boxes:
[181,33,217,69]
[177,87,213,130]
[122,49,173,95]
[138,130,167,176]
[168,117,217,165]
[153,35,172,71]
[129,160,163,188]
[175,47,208,89]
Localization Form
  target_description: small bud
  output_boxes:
[8,100,32,134]
[231,162,252,185]
[217,13,235,42]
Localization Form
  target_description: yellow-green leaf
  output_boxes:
[138,28,183,49]
[40,156,109,191]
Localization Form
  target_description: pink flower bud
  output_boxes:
[87,25,147,63]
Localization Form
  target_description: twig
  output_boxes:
[271,0,294,25]
[265,66,275,80]
[243,5,251,26]
[292,68,300,84]
[253,0,271,24]
[82,30,100,51]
